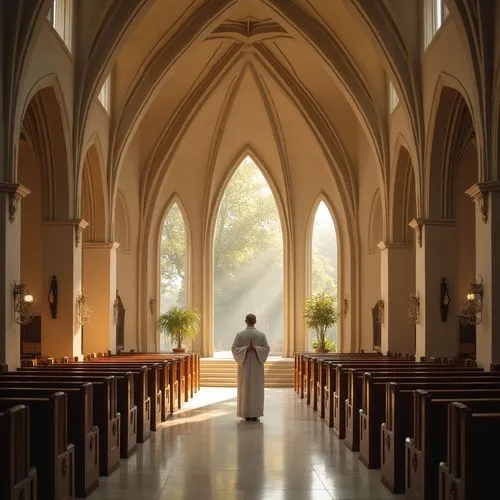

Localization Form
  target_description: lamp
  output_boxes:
[13,282,34,325]
[458,279,483,326]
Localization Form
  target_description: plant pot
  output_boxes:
[315,348,329,354]
[172,348,185,353]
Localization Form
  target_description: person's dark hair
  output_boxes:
[245,313,257,326]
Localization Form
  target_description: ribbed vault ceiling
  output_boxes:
[112,0,387,206]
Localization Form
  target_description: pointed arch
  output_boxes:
[115,190,130,254]
[18,76,73,219]
[81,135,108,242]
[305,195,341,350]
[391,142,416,244]
[207,150,287,356]
[425,75,477,218]
[368,189,383,253]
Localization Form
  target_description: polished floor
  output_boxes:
[88,388,402,499]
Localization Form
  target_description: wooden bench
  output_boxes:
[332,363,480,440]
[13,370,121,476]
[405,390,500,500]
[344,367,484,452]
[0,382,99,497]
[0,404,37,500]
[439,402,500,500]
[0,392,75,500]
[381,382,500,494]
[358,371,500,469]
[20,364,148,445]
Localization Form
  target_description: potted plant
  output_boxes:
[304,293,338,353]
[157,306,201,353]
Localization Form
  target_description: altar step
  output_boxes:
[200,358,294,388]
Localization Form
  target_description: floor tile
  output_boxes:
[87,388,403,500]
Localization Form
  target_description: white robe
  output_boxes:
[231,327,270,418]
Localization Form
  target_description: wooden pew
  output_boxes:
[0,404,37,500]
[81,360,165,426]
[0,392,75,500]
[439,402,500,500]
[343,367,484,452]
[332,363,481,440]
[359,371,500,469]
[0,383,99,497]
[13,370,121,476]
[405,390,500,500]
[90,357,175,418]
[381,383,500,494]
[19,364,148,445]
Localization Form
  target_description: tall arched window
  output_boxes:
[213,156,283,357]
[310,200,338,348]
[159,202,187,352]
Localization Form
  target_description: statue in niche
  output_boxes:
[114,290,125,352]
[48,275,58,319]
[440,277,450,322]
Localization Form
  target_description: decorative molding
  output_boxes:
[209,17,291,43]
[74,219,89,247]
[408,218,423,247]
[377,241,413,251]
[82,241,120,251]
[0,183,31,223]
[466,182,500,223]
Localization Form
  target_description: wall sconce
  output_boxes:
[458,279,483,326]
[13,282,34,325]
[440,277,450,322]
[76,291,92,327]
[343,298,348,317]
[375,299,384,325]
[408,292,420,325]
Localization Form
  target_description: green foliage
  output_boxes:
[312,337,336,352]
[156,306,200,350]
[160,203,186,304]
[304,293,338,350]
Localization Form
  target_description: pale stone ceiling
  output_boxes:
[111,0,386,192]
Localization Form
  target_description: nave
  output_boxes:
[88,388,398,500]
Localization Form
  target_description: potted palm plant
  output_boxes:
[157,306,201,353]
[304,293,338,353]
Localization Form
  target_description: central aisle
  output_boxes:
[89,389,401,499]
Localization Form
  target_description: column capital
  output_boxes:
[83,242,120,250]
[408,218,455,247]
[0,182,31,223]
[466,182,500,223]
[377,241,412,251]
[43,218,89,247]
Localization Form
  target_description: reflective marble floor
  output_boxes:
[88,388,403,500]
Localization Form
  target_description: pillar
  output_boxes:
[41,219,87,358]
[82,242,119,354]
[378,242,416,354]
[0,183,30,368]
[467,183,500,368]
[409,218,458,359]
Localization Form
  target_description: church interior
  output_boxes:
[2,0,500,499]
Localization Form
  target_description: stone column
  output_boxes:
[82,242,119,354]
[409,218,458,359]
[0,183,30,368]
[378,242,416,354]
[467,183,500,369]
[41,219,87,359]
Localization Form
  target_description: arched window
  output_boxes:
[47,0,74,53]
[213,156,283,357]
[423,0,449,49]
[159,202,187,352]
[310,200,338,349]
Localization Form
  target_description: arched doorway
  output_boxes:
[213,156,284,357]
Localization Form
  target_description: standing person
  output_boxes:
[231,313,270,421]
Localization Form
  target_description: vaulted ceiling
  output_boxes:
[109,0,390,211]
